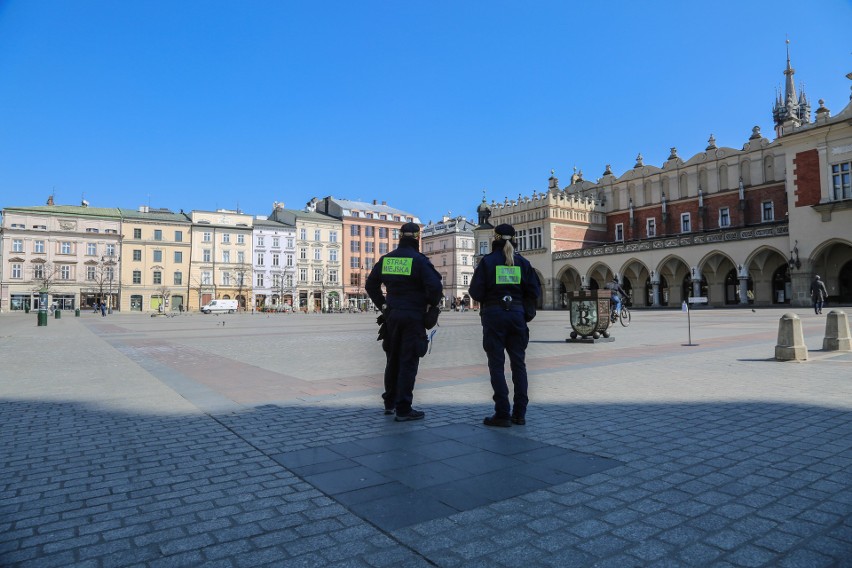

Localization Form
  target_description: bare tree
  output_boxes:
[30,261,59,294]
[155,284,172,313]
[234,263,251,312]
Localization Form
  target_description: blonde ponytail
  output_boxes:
[503,238,515,266]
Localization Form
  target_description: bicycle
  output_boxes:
[610,305,631,327]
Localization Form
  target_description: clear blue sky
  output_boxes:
[1,1,850,225]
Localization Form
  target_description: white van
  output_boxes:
[200,299,238,314]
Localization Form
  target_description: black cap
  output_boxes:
[400,222,420,237]
[494,223,515,239]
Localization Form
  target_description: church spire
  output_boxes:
[773,38,810,135]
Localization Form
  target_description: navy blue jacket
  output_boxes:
[469,249,540,314]
[366,241,443,312]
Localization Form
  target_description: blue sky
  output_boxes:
[1,1,850,225]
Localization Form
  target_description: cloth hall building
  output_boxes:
[475,57,852,311]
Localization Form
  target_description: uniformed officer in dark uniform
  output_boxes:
[366,222,443,421]
[469,223,541,427]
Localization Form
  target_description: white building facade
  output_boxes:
[252,217,297,310]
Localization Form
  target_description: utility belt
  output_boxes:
[484,295,522,311]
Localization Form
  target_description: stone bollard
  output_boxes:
[823,310,852,352]
[775,313,808,361]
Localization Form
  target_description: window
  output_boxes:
[175,230,183,242]
[237,251,245,264]
[256,253,263,265]
[272,274,281,287]
[272,253,279,266]
[153,250,163,262]
[222,250,230,263]
[379,227,388,238]
[366,213,374,219]
[202,271,211,285]
[513,230,525,251]
[84,243,96,256]
[133,270,142,284]
[222,233,231,244]
[831,162,851,200]
[286,274,294,287]
[762,201,774,222]
[681,213,691,233]
[313,248,321,260]
[60,242,72,254]
[615,223,624,242]
[174,271,182,285]
[34,240,45,253]
[287,237,294,248]
[286,254,293,266]
[237,234,245,244]
[272,237,279,248]
[86,228,99,233]
[329,249,338,262]
[314,229,321,241]
[329,269,338,283]
[60,265,71,280]
[154,230,163,241]
[314,269,322,282]
[462,256,468,265]
[12,239,23,252]
[392,229,399,240]
[365,257,374,270]
[222,272,230,286]
[529,227,542,249]
[350,257,360,269]
[133,249,142,261]
[719,207,730,228]
[11,263,21,279]
[153,271,162,285]
[365,242,374,253]
[299,268,307,282]
[350,225,361,237]
[463,274,469,286]
[350,241,361,253]
[379,243,388,254]
[365,226,374,237]
[106,244,115,256]
[174,251,183,263]
[134,228,142,239]
[203,232,212,242]
[86,266,96,280]
[203,249,211,262]
[297,247,305,260]
[33,264,44,279]
[647,218,656,238]
[106,266,115,281]
[257,273,264,287]
[329,231,337,243]
[350,273,360,286]
[300,228,307,240]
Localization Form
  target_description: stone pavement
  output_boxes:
[1,307,850,567]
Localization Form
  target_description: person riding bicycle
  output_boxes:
[605,276,627,322]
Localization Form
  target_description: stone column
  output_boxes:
[739,276,750,305]
[651,280,660,307]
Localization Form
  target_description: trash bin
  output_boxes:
[75,308,80,317]
[55,309,61,319]
[24,305,30,314]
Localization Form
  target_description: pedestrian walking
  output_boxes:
[100,302,106,317]
[810,275,828,314]
[366,222,443,422]
[469,223,541,427]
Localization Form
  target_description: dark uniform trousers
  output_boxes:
[383,308,425,415]
[480,307,529,418]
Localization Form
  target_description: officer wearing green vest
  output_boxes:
[366,222,443,421]
[469,223,541,427]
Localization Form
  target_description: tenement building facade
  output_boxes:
[421,215,476,309]
[478,57,852,310]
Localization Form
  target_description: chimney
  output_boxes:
[373,199,378,205]
[382,201,387,205]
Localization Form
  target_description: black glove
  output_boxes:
[424,305,440,330]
